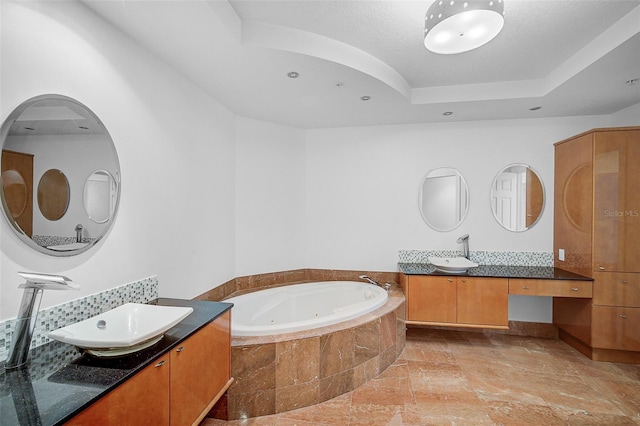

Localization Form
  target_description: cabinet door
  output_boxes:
[593,129,640,273]
[553,134,593,277]
[406,276,456,323]
[67,357,170,426]
[170,311,231,425]
[592,306,640,351]
[457,278,508,327]
[593,272,640,307]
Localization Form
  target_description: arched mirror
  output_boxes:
[419,167,469,231]
[0,94,121,256]
[490,164,545,232]
[83,170,117,224]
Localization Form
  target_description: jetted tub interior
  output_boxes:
[225,281,388,336]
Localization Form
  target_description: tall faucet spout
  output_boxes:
[456,234,470,260]
[5,273,79,369]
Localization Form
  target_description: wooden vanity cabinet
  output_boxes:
[170,310,231,425]
[66,356,170,425]
[402,275,508,328]
[553,127,640,363]
[67,310,232,425]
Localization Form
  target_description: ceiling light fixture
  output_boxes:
[424,0,505,54]
[443,111,453,116]
[287,71,299,78]
[360,96,371,101]
[529,106,542,111]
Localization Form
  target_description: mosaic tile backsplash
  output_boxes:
[0,276,158,363]
[398,250,554,267]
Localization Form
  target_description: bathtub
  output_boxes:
[225,281,388,336]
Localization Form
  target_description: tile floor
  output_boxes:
[204,327,640,425]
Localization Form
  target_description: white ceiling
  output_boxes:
[82,0,640,128]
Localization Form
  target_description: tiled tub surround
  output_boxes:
[196,269,406,420]
[0,276,158,362]
[211,288,406,420]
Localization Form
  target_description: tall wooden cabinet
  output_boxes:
[553,127,640,363]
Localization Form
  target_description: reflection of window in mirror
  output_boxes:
[37,169,70,221]
[490,164,545,232]
[84,170,116,223]
[420,167,469,231]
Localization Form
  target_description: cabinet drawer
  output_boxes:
[592,306,640,351]
[509,279,592,298]
[593,272,640,307]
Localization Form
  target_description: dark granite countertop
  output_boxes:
[398,263,593,280]
[0,298,232,426]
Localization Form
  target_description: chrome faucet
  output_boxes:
[359,275,391,292]
[457,234,470,259]
[5,272,79,369]
[75,224,83,243]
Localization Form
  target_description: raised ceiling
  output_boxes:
[83,0,640,128]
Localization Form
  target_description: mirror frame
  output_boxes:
[419,166,470,232]
[490,163,545,232]
[0,94,121,256]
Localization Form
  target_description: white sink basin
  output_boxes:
[428,256,478,273]
[48,303,193,357]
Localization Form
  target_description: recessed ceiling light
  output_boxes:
[360,95,371,101]
[529,106,542,111]
[443,111,453,116]
[287,71,299,78]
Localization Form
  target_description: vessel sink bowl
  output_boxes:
[428,256,479,273]
[48,303,193,357]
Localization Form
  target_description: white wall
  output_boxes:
[304,117,614,271]
[235,116,306,276]
[609,102,640,127]
[0,1,236,320]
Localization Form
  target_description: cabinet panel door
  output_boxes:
[170,311,231,425]
[592,306,640,351]
[457,278,508,326]
[553,134,594,277]
[67,357,170,426]
[593,272,640,307]
[593,130,640,272]
[407,276,456,323]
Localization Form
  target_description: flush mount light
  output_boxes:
[287,71,299,78]
[424,0,505,54]
[360,95,371,101]
[443,111,453,116]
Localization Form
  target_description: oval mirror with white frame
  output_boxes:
[419,167,470,232]
[490,164,545,232]
[0,94,121,256]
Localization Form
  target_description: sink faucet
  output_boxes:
[75,224,83,243]
[457,234,470,259]
[5,272,79,369]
